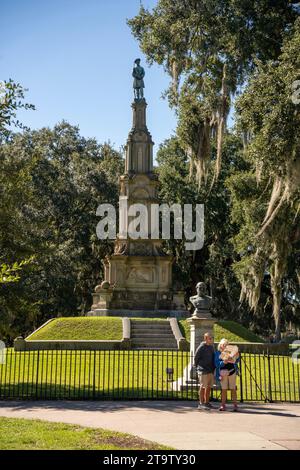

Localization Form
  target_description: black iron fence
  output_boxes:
[0,348,299,402]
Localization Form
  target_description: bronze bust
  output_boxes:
[189,282,212,318]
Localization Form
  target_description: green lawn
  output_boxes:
[179,320,264,343]
[27,317,123,341]
[0,349,299,402]
[0,349,190,400]
[0,417,170,450]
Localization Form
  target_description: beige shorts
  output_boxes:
[198,372,214,388]
[220,372,237,390]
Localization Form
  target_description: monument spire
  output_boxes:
[125,100,154,174]
[125,60,154,174]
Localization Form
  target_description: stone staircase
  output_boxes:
[130,320,178,350]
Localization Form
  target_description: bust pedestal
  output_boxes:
[170,282,216,390]
[171,313,216,390]
[188,314,215,356]
[187,314,215,380]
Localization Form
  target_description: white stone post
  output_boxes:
[187,315,215,381]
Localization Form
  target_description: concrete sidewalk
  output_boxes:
[0,401,299,450]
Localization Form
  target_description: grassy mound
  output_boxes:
[27,316,263,344]
[179,319,264,343]
[27,317,123,341]
[0,417,170,450]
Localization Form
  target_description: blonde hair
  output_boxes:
[218,338,229,352]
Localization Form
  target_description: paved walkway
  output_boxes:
[0,401,299,450]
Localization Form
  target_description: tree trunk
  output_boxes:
[270,255,282,342]
[272,284,282,342]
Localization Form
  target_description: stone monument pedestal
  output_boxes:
[172,314,216,391]
[171,282,216,392]
[188,315,215,356]
[88,95,189,318]
[187,313,215,380]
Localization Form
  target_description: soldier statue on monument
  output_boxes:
[132,58,145,100]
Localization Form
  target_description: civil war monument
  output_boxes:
[89,60,188,318]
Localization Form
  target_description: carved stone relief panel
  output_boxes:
[126,267,153,283]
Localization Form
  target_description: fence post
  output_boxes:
[267,351,273,403]
[239,352,244,403]
[93,350,96,399]
[35,350,40,399]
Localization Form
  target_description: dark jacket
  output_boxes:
[194,341,215,374]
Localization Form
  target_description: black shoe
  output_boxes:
[202,403,211,410]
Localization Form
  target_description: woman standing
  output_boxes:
[215,338,239,412]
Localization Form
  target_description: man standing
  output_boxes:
[194,332,215,410]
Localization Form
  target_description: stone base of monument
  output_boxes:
[171,363,198,392]
[170,364,212,393]
[171,363,221,395]
[88,284,189,318]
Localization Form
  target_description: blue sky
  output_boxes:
[0,0,177,157]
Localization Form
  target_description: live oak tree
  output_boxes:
[0,122,124,342]
[0,79,35,141]
[0,80,35,285]
[156,133,299,338]
[128,0,298,184]
[156,133,256,326]
[227,18,300,340]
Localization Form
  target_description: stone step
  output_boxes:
[132,342,177,349]
[131,320,169,323]
[130,319,178,350]
[132,338,177,344]
[131,330,172,336]
[131,327,171,332]
[130,322,171,330]
[131,333,175,339]
[132,328,175,332]
[131,329,173,334]
[132,346,177,351]
[132,336,176,343]
[132,335,176,341]
[131,330,172,334]
[130,320,169,323]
